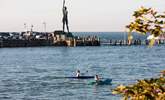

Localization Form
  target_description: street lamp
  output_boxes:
[43,22,46,33]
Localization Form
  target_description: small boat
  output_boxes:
[65,76,94,79]
[88,79,112,85]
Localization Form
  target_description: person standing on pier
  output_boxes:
[62,0,69,33]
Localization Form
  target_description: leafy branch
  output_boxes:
[126,7,165,47]
[112,70,165,100]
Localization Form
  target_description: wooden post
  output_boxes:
[128,32,133,45]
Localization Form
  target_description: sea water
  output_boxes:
[0,32,165,100]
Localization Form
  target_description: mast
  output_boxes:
[24,23,27,32]
[43,22,46,33]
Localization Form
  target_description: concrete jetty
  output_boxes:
[1,31,165,48]
[0,31,100,47]
[52,31,100,47]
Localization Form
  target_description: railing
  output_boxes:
[101,39,165,46]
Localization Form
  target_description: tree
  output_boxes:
[112,7,165,100]
[126,7,165,47]
[112,70,165,100]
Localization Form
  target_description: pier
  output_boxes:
[0,31,100,47]
[101,39,165,46]
[51,31,100,47]
[1,31,165,48]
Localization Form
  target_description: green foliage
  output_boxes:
[127,7,165,35]
[126,7,165,46]
[112,70,165,100]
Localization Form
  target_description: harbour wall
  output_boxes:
[0,31,100,47]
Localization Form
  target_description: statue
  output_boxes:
[62,0,69,33]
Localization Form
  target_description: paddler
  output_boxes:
[94,75,100,82]
[76,70,80,77]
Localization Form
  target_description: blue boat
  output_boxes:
[88,79,112,85]
[65,76,94,79]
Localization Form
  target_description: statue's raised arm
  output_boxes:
[63,0,65,9]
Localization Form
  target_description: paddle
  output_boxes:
[81,70,88,76]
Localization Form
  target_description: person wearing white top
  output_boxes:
[94,75,100,82]
[76,70,80,77]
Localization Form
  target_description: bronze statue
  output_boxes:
[62,0,69,33]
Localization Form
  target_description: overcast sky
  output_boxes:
[0,0,165,32]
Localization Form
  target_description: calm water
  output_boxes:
[0,45,165,100]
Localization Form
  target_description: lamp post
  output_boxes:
[43,22,46,33]
[24,23,27,32]
[31,25,34,32]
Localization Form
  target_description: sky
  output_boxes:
[0,0,165,32]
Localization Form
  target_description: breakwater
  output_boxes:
[0,31,100,47]
[1,31,165,48]
[0,39,52,47]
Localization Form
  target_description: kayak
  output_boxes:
[65,76,94,79]
[88,79,112,85]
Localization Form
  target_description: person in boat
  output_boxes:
[76,70,80,77]
[94,75,100,82]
